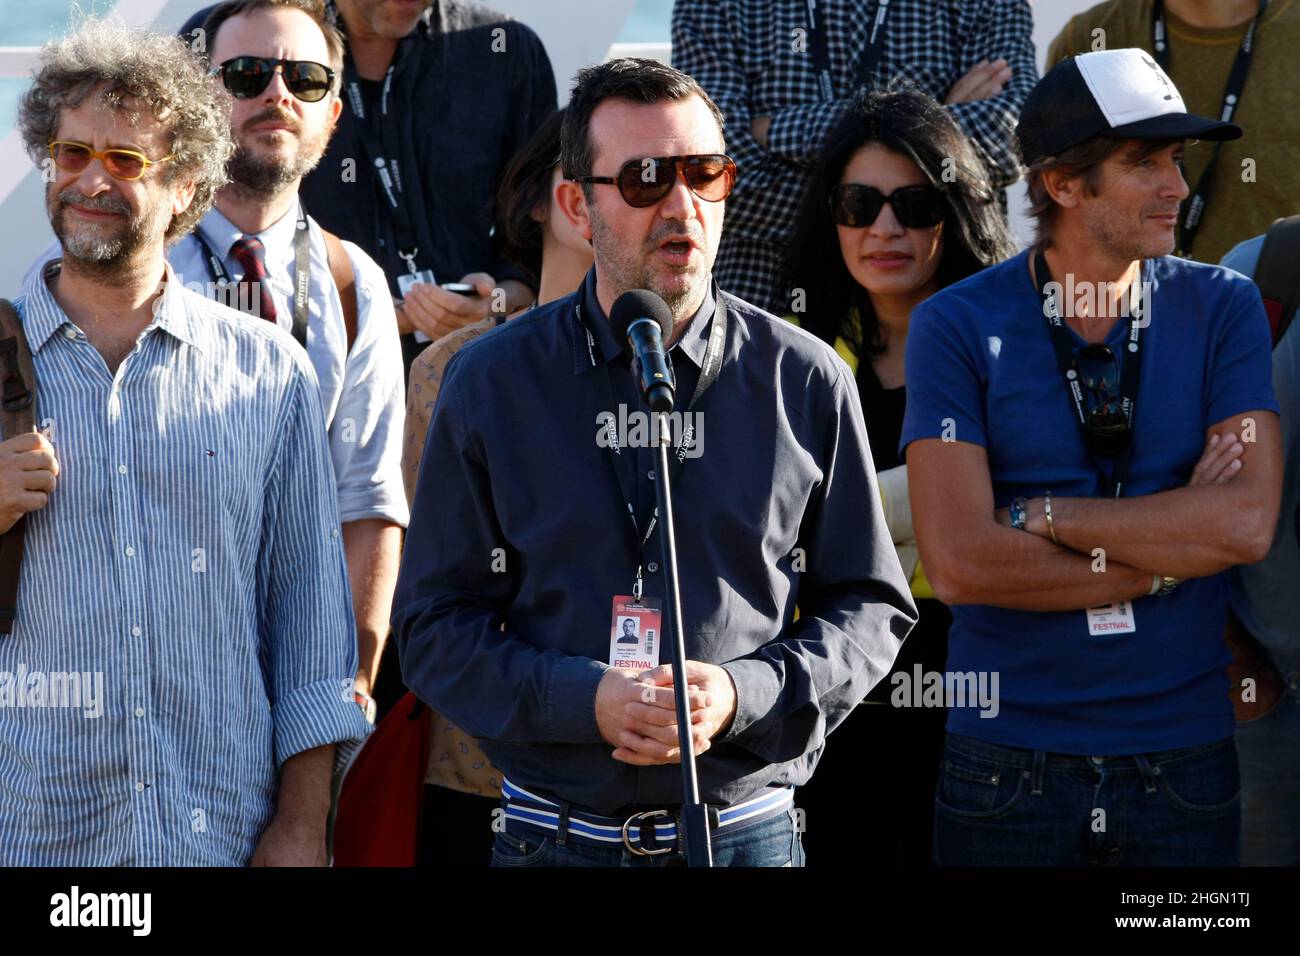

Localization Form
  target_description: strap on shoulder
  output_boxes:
[1254,214,1300,347]
[321,229,358,354]
[0,299,37,635]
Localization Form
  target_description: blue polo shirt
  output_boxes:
[901,249,1279,754]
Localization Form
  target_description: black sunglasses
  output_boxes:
[828,183,947,229]
[1075,343,1130,456]
[211,57,335,103]
[574,154,736,208]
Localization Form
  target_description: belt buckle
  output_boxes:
[622,809,672,856]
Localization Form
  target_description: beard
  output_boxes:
[588,209,711,320]
[49,184,168,283]
[1085,199,1179,262]
[228,108,332,198]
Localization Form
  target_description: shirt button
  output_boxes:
[124,546,135,557]
[134,707,145,718]
[647,561,659,573]
[131,626,142,637]
[63,328,77,340]
[134,782,145,792]
[1089,756,1104,766]
[648,470,656,480]
[117,464,128,475]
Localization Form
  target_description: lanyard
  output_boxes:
[806,0,891,103]
[575,290,728,599]
[1034,249,1146,498]
[193,207,311,348]
[1152,0,1267,257]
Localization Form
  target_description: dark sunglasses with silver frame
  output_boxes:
[210,56,335,103]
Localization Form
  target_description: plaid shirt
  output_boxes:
[672,0,1037,311]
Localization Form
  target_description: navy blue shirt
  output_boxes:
[901,250,1279,755]
[392,271,916,814]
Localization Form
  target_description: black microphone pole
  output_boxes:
[653,413,712,867]
[615,290,712,866]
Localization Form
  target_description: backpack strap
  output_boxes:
[320,229,358,354]
[0,299,37,635]
[1254,214,1300,347]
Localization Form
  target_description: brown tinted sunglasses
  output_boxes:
[574,153,737,207]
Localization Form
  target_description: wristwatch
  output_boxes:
[1010,497,1028,530]
[1154,575,1181,597]
[353,690,377,724]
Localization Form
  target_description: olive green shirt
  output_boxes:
[1046,0,1300,264]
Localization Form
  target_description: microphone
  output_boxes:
[610,290,676,413]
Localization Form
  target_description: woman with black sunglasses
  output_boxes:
[780,88,1015,869]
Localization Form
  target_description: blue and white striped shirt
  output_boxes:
[0,261,370,866]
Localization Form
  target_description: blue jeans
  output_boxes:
[490,806,806,867]
[933,733,1240,866]
[1236,685,1300,866]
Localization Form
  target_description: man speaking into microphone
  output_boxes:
[391,58,916,868]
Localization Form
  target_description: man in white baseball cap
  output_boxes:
[901,48,1282,866]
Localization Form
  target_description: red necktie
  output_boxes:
[229,236,278,324]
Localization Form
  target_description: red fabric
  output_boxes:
[1264,297,1284,345]
[333,692,430,867]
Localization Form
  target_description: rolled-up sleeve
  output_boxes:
[391,352,608,744]
[260,365,371,768]
[330,247,409,527]
[719,365,917,763]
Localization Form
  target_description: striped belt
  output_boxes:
[501,778,795,856]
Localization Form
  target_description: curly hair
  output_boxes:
[18,17,235,244]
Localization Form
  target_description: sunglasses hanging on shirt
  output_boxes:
[1034,248,1146,498]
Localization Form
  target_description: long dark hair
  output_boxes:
[493,108,565,287]
[780,88,1014,362]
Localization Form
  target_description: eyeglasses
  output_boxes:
[828,183,947,229]
[210,57,335,103]
[574,154,736,207]
[47,141,174,182]
[1075,343,1130,456]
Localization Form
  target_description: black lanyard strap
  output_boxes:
[1034,249,1146,498]
[576,290,728,595]
[806,0,891,103]
[1152,0,1267,257]
[194,207,311,348]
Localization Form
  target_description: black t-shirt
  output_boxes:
[856,359,906,472]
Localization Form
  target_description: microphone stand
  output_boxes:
[654,409,713,867]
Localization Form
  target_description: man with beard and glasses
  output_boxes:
[903,49,1282,866]
[169,0,408,726]
[181,0,556,369]
[391,58,916,867]
[1,18,368,865]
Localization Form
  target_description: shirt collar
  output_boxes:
[19,258,203,354]
[196,200,302,272]
[574,269,718,373]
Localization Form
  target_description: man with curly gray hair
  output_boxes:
[0,17,370,866]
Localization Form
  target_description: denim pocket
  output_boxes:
[1154,742,1241,814]
[934,749,1025,819]
[490,829,552,867]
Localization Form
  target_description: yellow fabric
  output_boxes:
[784,313,933,599]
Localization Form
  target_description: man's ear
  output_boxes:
[173,178,198,216]
[554,177,594,242]
[1041,166,1085,211]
